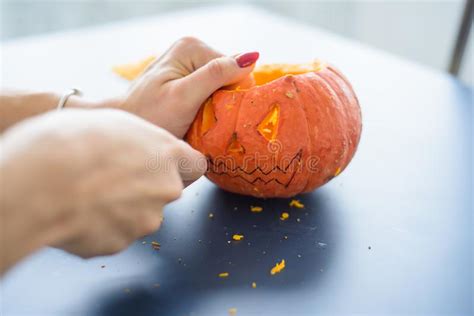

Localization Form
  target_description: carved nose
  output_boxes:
[227,133,245,154]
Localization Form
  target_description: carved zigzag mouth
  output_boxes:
[207,150,303,187]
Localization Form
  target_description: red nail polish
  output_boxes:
[236,52,259,68]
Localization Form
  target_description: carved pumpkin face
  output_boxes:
[186,61,362,198]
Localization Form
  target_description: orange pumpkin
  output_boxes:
[186,61,362,198]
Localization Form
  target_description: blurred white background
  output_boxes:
[0,0,472,86]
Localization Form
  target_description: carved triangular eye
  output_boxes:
[200,99,216,135]
[227,133,245,154]
[257,104,280,141]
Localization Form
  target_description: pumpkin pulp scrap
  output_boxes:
[112,55,155,81]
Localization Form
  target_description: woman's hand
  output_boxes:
[0,38,258,137]
[118,37,259,138]
[0,109,206,272]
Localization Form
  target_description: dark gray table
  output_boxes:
[1,6,472,316]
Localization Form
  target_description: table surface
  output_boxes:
[1,5,472,316]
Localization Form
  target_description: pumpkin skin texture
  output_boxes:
[186,61,362,198]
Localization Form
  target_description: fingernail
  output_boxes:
[235,52,260,68]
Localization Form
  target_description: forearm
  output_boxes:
[0,194,65,275]
[0,120,76,275]
[0,158,71,275]
[0,90,121,132]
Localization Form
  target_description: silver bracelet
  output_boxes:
[57,88,83,110]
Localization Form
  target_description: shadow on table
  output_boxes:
[95,185,339,316]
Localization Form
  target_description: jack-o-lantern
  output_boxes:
[186,61,362,198]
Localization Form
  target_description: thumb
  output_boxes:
[173,140,208,186]
[179,52,259,104]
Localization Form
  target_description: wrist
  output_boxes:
[65,95,124,110]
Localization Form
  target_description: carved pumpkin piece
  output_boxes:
[257,104,280,142]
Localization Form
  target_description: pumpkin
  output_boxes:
[185,60,362,198]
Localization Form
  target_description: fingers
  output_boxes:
[116,109,206,188]
[166,37,223,72]
[139,117,207,186]
[177,52,259,105]
[171,140,207,185]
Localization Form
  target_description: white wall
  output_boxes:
[258,1,468,85]
[459,28,472,85]
[0,0,471,86]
